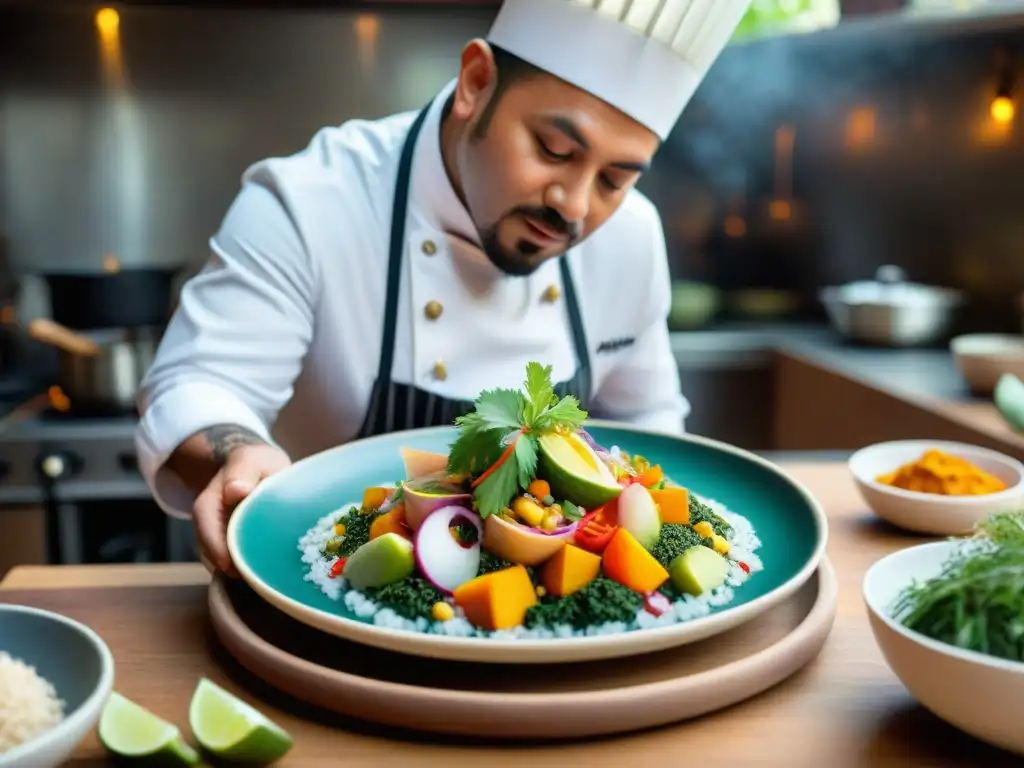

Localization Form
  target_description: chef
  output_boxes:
[135,0,752,574]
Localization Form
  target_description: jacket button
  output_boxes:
[432,361,447,380]
[421,240,438,256]
[424,300,443,320]
[542,284,561,303]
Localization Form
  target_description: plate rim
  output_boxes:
[226,420,829,663]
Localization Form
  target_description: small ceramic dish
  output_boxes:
[864,540,1024,757]
[848,440,1024,535]
[0,604,115,767]
[950,334,1024,395]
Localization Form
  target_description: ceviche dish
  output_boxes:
[299,362,763,639]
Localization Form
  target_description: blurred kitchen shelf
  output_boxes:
[670,321,984,404]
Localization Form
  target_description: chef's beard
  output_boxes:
[478,205,581,277]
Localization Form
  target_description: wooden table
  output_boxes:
[1,463,1019,767]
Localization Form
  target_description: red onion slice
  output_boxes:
[414,506,483,594]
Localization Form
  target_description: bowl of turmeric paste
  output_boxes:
[848,440,1024,535]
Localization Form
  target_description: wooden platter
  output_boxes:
[207,558,838,740]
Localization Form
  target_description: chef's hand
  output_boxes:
[192,444,291,577]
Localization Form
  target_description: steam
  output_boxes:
[660,28,918,197]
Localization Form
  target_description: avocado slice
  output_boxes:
[995,373,1024,432]
[536,432,622,511]
[669,545,730,597]
[341,533,415,590]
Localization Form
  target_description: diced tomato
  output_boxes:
[644,591,671,617]
[574,510,618,553]
[738,561,750,574]
[329,558,347,578]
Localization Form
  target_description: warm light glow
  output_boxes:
[773,124,795,200]
[95,7,119,36]
[355,14,380,72]
[354,14,380,41]
[723,215,746,238]
[0,305,16,324]
[101,253,121,273]
[48,386,71,412]
[991,95,1015,125]
[845,107,876,148]
[769,199,792,221]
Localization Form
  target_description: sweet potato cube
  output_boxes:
[602,528,669,593]
[362,486,391,511]
[452,565,538,630]
[369,505,411,541]
[650,487,690,524]
[542,544,601,598]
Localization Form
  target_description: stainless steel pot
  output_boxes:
[819,265,965,347]
[27,318,159,412]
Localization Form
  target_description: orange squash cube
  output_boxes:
[602,528,669,593]
[452,565,538,631]
[369,505,411,541]
[650,487,690,524]
[542,544,601,598]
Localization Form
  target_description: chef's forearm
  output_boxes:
[164,424,267,494]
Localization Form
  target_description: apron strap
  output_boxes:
[559,255,592,404]
[373,103,433,392]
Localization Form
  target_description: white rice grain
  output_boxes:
[0,652,65,754]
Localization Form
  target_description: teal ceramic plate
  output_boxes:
[227,421,828,664]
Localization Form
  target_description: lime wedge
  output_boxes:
[98,691,200,765]
[188,678,293,763]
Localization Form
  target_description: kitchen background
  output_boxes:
[1,0,1023,570]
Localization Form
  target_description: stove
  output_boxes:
[0,395,143,504]
[0,392,196,565]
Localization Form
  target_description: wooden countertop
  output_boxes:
[2,462,1020,766]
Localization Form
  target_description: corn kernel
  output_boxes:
[513,496,546,527]
[334,523,346,535]
[693,521,714,539]
[536,585,547,597]
[431,602,455,622]
[711,533,730,556]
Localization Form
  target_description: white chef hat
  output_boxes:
[487,0,752,141]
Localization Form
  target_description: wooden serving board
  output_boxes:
[206,559,838,740]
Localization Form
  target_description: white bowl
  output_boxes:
[950,334,1024,394]
[864,540,1024,756]
[848,440,1024,535]
[0,605,115,767]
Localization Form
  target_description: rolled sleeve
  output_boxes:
[135,381,274,519]
[135,174,318,519]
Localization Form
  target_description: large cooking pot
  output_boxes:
[27,318,160,413]
[41,267,181,330]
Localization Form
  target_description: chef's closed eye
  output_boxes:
[536,133,573,162]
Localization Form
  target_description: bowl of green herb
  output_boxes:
[863,511,1024,756]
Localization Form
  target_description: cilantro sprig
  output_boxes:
[447,362,588,518]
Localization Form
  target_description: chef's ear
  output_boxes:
[452,39,499,122]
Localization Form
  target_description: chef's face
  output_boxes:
[447,42,660,277]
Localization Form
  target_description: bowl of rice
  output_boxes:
[0,604,114,767]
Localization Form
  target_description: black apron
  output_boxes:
[358,103,593,438]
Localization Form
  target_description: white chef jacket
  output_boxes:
[135,79,689,520]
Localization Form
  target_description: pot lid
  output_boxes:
[830,265,962,307]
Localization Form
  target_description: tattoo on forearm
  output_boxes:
[203,424,266,463]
